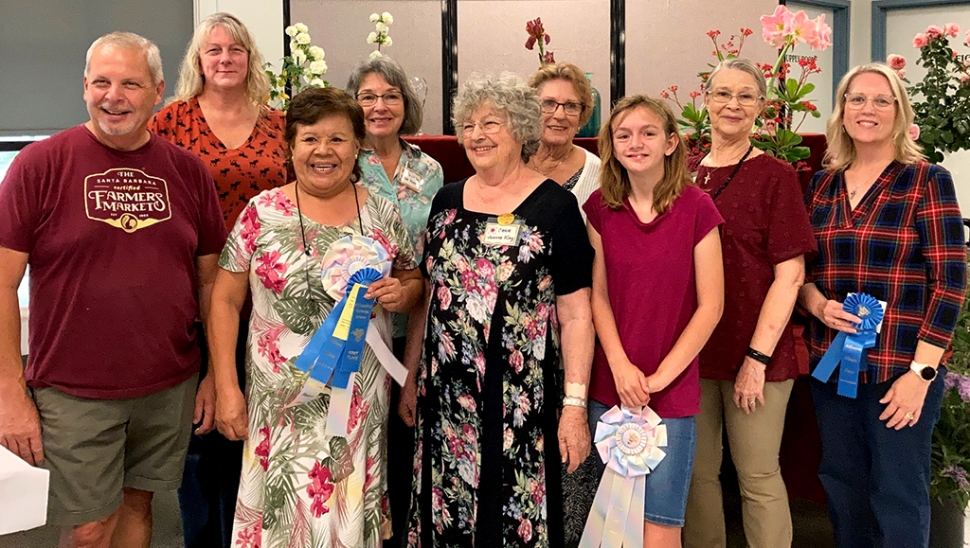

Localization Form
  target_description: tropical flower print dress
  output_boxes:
[407,180,593,548]
[220,187,417,548]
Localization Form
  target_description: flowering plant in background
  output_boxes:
[889,23,970,163]
[525,17,555,66]
[663,5,830,164]
[930,253,970,508]
[265,23,328,110]
[367,12,393,59]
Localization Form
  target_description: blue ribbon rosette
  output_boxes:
[290,234,408,436]
[580,405,667,548]
[811,293,884,399]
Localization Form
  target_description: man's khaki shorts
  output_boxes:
[32,374,197,525]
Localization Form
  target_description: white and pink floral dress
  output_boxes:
[220,187,416,548]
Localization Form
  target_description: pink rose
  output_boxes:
[518,518,533,542]
[887,54,906,71]
[437,285,452,309]
[510,349,524,373]
[913,33,929,48]
[944,23,961,38]
[926,25,944,38]
[897,69,906,79]
[960,74,970,85]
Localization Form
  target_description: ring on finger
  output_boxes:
[905,412,915,420]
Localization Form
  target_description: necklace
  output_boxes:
[702,144,754,200]
[294,182,363,293]
[531,146,573,176]
[702,143,752,185]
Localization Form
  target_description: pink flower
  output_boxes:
[510,349,524,373]
[806,13,832,50]
[926,25,944,38]
[518,518,533,542]
[761,5,791,49]
[960,74,970,86]
[660,90,670,99]
[741,28,753,37]
[966,29,970,45]
[254,426,271,471]
[944,23,961,38]
[707,29,720,39]
[436,285,452,309]
[307,461,335,517]
[897,69,906,79]
[240,204,261,254]
[669,85,678,92]
[543,51,555,64]
[913,33,929,49]
[909,124,920,141]
[887,54,906,71]
[348,385,370,431]
[255,250,288,294]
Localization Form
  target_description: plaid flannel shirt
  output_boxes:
[804,160,967,383]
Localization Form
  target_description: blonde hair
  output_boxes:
[824,63,924,171]
[597,95,692,213]
[172,13,271,108]
[527,63,595,126]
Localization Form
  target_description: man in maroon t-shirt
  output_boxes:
[0,32,226,546]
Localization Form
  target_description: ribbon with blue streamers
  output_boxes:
[580,405,667,548]
[294,266,383,389]
[811,293,884,398]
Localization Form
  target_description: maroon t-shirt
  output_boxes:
[0,126,227,399]
[693,154,817,381]
[583,186,723,418]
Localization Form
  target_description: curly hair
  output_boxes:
[823,63,924,171]
[527,63,595,127]
[346,55,424,136]
[285,87,367,182]
[172,13,271,109]
[597,95,692,213]
[452,72,542,164]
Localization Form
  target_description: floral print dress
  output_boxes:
[220,187,417,548]
[408,180,593,548]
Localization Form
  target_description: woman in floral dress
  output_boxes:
[398,73,596,547]
[207,87,423,548]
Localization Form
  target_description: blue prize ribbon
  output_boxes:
[811,293,884,398]
[294,267,383,387]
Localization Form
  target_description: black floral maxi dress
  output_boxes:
[406,180,594,547]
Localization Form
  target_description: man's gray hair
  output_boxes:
[85,32,163,85]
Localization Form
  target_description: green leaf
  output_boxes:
[273,296,320,335]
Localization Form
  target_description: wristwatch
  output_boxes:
[909,361,938,382]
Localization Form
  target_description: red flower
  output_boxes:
[741,27,753,36]
[707,29,721,38]
[306,461,335,517]
[254,427,271,471]
[543,51,555,64]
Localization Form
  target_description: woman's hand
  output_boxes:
[815,299,863,334]
[215,384,249,441]
[366,277,406,312]
[398,373,418,427]
[610,359,650,408]
[879,372,930,430]
[733,358,766,414]
[559,406,591,473]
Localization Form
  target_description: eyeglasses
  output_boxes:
[356,91,404,107]
[706,89,763,106]
[844,93,896,110]
[460,120,504,136]
[540,99,585,115]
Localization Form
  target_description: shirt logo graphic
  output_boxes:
[84,168,172,233]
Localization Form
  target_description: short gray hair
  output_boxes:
[707,58,767,100]
[453,72,541,163]
[85,32,163,85]
[346,55,424,136]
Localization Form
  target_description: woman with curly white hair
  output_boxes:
[399,72,595,547]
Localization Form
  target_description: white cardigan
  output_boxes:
[569,148,601,222]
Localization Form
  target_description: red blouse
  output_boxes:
[693,153,817,382]
[149,98,287,229]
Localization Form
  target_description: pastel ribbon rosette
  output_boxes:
[580,405,667,548]
[291,234,409,435]
[811,292,885,398]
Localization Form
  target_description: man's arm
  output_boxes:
[192,253,220,435]
[0,246,43,465]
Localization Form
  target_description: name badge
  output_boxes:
[399,166,425,193]
[482,214,521,246]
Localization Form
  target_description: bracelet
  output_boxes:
[745,347,771,366]
[562,396,587,409]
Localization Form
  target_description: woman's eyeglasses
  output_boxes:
[844,93,896,110]
[706,90,763,106]
[356,91,404,107]
[540,100,585,115]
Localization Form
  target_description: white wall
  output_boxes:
[786,1,837,134]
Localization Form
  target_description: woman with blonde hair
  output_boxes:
[799,63,966,546]
[583,95,723,547]
[149,12,287,548]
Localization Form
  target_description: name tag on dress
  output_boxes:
[399,166,425,193]
[483,214,521,246]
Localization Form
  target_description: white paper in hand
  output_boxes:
[0,444,49,534]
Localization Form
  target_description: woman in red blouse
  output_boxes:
[684,59,816,548]
[798,63,965,547]
[148,12,287,548]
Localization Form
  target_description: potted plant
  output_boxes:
[929,253,970,547]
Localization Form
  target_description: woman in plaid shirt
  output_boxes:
[798,63,966,547]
